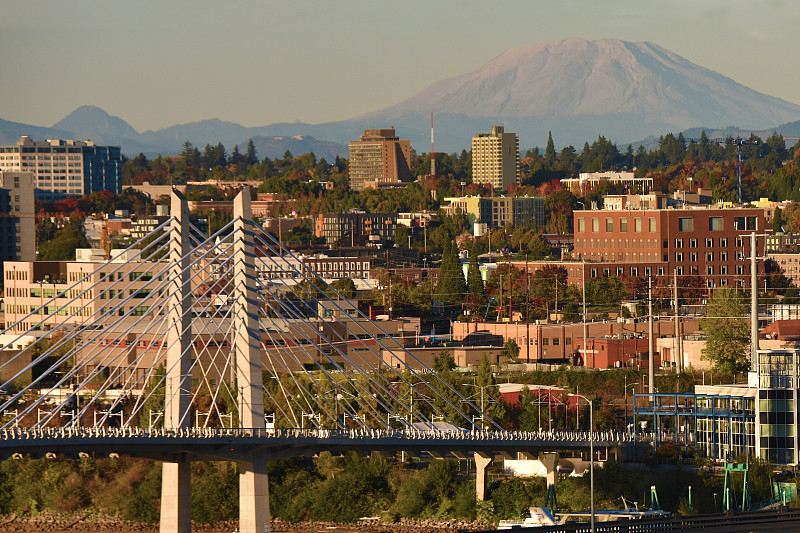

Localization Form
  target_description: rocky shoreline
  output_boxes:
[0,513,493,533]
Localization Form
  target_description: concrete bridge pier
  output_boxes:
[539,452,559,486]
[240,452,270,533]
[474,452,492,501]
[160,462,191,533]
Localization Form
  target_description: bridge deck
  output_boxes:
[0,427,638,462]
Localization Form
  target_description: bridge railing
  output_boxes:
[0,426,640,445]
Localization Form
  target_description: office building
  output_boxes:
[315,211,397,246]
[0,172,35,263]
[573,197,765,288]
[471,126,519,191]
[0,136,121,201]
[443,196,546,228]
[348,128,412,191]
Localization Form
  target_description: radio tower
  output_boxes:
[430,112,435,181]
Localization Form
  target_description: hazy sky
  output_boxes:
[3,0,798,132]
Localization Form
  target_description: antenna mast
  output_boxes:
[430,112,435,180]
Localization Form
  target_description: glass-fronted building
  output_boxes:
[635,349,799,465]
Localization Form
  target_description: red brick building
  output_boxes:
[573,204,765,289]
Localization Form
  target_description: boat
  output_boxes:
[497,507,565,529]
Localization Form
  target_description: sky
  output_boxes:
[2,0,799,133]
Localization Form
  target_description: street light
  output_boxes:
[568,393,594,533]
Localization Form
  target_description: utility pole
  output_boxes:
[648,276,654,394]
[674,269,681,373]
[582,262,588,366]
[751,232,758,369]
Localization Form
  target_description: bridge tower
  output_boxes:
[233,190,270,533]
[161,190,193,533]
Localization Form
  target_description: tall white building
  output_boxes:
[471,126,519,191]
[0,136,121,201]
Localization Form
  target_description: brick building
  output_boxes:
[573,202,765,288]
[348,128,412,191]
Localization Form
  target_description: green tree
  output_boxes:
[435,241,467,306]
[467,252,484,297]
[700,287,750,373]
[545,131,556,166]
[433,351,456,373]
[37,220,90,261]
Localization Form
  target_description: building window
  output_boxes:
[720,238,728,247]
[690,238,698,248]
[734,216,757,231]
[690,252,698,262]
[720,252,727,261]
[676,252,683,262]
[592,218,599,232]
[675,239,683,248]
[606,218,613,232]
[707,266,714,275]
[678,217,693,232]
[706,252,714,261]
[620,218,628,232]
[709,217,723,231]
[705,238,713,247]
[649,218,656,232]
[635,218,642,232]
[578,218,585,232]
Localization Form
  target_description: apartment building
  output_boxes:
[443,196,546,228]
[257,255,372,280]
[471,126,519,191]
[314,211,397,246]
[561,171,653,195]
[0,172,35,263]
[0,136,121,201]
[2,258,180,333]
[573,199,766,288]
[348,128,412,191]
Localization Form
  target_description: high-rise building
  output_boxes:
[0,136,122,201]
[471,125,519,191]
[348,128,412,191]
[0,172,35,263]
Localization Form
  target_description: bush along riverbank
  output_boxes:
[0,452,781,526]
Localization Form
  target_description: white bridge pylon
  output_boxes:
[0,189,496,533]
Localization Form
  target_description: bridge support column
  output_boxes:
[240,453,270,533]
[160,462,191,533]
[539,452,559,486]
[474,452,492,501]
[161,191,193,533]
[234,190,267,533]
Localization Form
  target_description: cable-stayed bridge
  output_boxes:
[0,190,636,533]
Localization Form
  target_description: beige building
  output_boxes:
[0,172,35,263]
[3,258,178,333]
[0,136,121,201]
[451,319,700,365]
[348,128,412,191]
[471,126,519,191]
[561,171,653,195]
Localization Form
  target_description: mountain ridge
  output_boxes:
[3,39,800,155]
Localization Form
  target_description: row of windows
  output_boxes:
[579,216,658,233]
